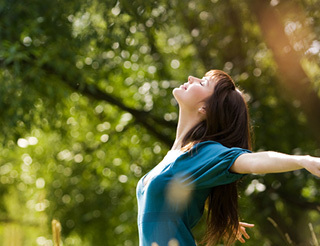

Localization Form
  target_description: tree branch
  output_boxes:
[42,64,176,147]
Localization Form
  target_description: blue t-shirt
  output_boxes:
[136,141,251,246]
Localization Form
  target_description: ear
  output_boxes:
[198,106,206,115]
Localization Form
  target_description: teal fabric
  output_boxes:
[136,141,251,246]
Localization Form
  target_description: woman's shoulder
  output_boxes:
[176,141,226,162]
[193,140,250,152]
[191,140,226,152]
[171,141,250,167]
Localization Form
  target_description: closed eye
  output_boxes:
[200,79,207,86]
[201,77,210,86]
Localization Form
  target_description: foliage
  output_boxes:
[0,0,320,245]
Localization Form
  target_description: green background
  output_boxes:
[0,0,320,245]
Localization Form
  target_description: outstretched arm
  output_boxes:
[231,151,320,177]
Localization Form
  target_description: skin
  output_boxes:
[172,75,215,150]
[172,74,320,243]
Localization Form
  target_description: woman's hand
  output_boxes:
[300,155,320,177]
[236,222,255,243]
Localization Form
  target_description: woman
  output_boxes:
[136,70,320,246]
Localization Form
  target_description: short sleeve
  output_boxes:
[171,141,251,189]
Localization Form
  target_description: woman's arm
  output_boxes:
[230,151,320,177]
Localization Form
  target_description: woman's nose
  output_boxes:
[188,76,196,83]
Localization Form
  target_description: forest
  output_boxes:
[0,0,320,245]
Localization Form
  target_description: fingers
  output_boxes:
[239,226,250,239]
[237,234,245,243]
[239,222,255,228]
[236,222,255,243]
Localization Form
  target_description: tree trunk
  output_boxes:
[251,0,320,145]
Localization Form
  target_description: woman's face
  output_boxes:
[173,75,216,110]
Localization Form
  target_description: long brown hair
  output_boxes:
[181,70,252,245]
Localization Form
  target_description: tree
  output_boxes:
[0,0,319,245]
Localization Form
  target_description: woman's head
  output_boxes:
[180,69,252,246]
[172,74,215,118]
[181,69,252,150]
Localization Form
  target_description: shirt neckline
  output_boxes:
[142,149,184,188]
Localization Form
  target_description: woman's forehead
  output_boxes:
[203,72,224,83]
[203,72,218,81]
[202,76,217,89]
[202,76,216,84]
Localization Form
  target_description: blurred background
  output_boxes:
[0,0,320,245]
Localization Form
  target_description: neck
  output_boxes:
[171,108,203,150]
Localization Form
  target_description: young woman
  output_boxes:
[136,70,320,246]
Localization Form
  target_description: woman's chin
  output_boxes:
[172,88,182,98]
[173,86,185,94]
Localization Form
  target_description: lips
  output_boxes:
[181,84,188,90]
